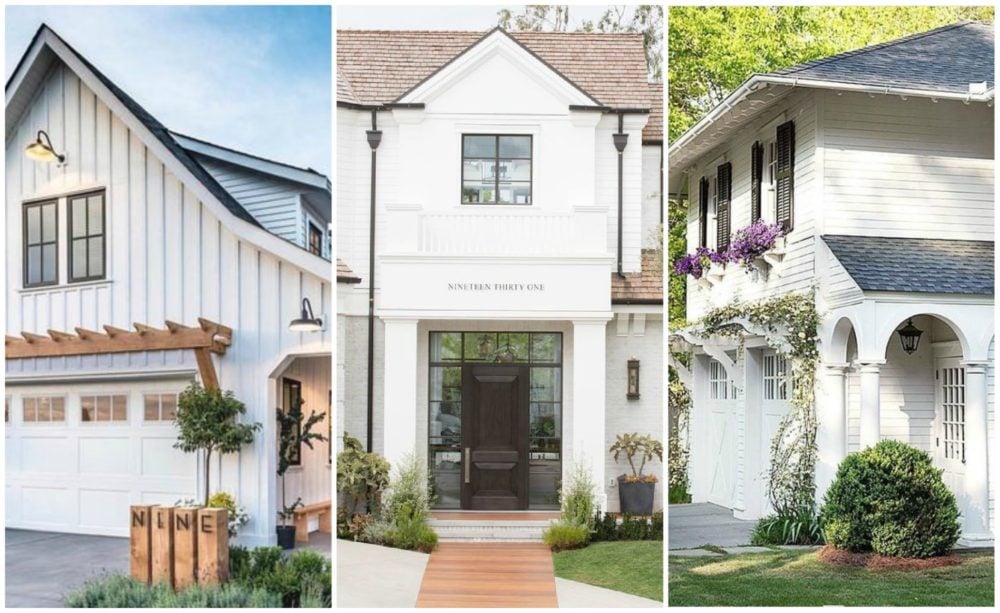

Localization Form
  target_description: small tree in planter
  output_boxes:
[610,433,663,516]
[276,398,328,549]
[174,383,261,505]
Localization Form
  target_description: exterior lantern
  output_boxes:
[627,358,640,400]
[25,130,66,163]
[289,298,323,332]
[897,318,923,355]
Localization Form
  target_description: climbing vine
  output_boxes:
[692,291,821,516]
[667,376,691,497]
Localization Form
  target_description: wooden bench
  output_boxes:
[293,501,332,543]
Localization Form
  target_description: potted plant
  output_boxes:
[610,433,663,515]
[276,396,328,549]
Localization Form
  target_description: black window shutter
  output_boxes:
[750,141,763,222]
[716,162,732,250]
[775,121,795,231]
[698,176,709,248]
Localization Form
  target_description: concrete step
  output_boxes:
[428,518,556,542]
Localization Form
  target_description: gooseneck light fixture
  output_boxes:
[25,130,65,164]
[289,297,323,332]
[897,318,923,355]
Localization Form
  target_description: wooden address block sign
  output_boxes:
[130,505,228,588]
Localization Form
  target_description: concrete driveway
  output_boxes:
[669,503,755,550]
[6,529,129,607]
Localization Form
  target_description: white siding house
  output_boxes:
[337,28,664,516]
[670,22,995,542]
[5,25,332,546]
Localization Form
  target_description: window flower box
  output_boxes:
[705,262,727,286]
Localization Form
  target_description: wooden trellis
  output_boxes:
[5,318,232,390]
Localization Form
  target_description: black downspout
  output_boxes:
[612,113,629,278]
[365,112,382,452]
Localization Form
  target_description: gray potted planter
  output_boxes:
[610,432,663,515]
[617,475,657,515]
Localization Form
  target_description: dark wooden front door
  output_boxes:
[461,364,529,510]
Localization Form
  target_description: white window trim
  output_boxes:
[142,391,180,424]
[20,394,68,424]
[78,392,130,425]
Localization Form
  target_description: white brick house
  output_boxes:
[5,25,332,546]
[337,28,664,513]
[670,22,994,542]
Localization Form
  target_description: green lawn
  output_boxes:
[669,549,994,606]
[553,541,663,602]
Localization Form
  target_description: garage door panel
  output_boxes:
[141,438,195,477]
[22,437,75,473]
[79,488,131,530]
[22,486,74,526]
[79,437,131,474]
[6,435,19,471]
[140,489,196,506]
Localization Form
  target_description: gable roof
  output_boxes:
[337,259,362,284]
[612,249,663,304]
[6,24,330,280]
[644,82,663,143]
[823,235,994,295]
[337,29,651,110]
[773,21,993,94]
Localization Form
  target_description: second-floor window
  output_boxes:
[23,200,58,287]
[68,191,106,282]
[308,221,322,256]
[461,134,532,205]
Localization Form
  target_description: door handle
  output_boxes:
[464,448,471,483]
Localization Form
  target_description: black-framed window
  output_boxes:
[68,190,106,282]
[23,200,58,287]
[461,134,532,205]
[282,377,303,466]
[307,221,322,256]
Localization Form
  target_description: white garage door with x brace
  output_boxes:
[706,359,739,508]
[5,379,197,536]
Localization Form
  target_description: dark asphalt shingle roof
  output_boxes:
[823,235,994,295]
[772,21,994,94]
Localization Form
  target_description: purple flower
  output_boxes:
[725,221,784,267]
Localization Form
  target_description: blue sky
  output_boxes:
[336,4,613,30]
[6,5,331,175]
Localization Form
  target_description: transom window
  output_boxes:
[763,353,790,401]
[23,396,66,422]
[143,393,178,422]
[461,134,532,205]
[941,366,966,462]
[81,394,128,422]
[709,360,734,400]
[23,200,58,287]
[69,191,106,282]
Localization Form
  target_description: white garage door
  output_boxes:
[5,379,197,536]
[706,360,739,508]
[758,351,793,515]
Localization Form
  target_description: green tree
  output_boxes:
[174,383,262,505]
[498,5,663,81]
[277,398,328,525]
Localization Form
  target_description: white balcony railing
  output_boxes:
[384,204,608,257]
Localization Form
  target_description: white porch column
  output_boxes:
[857,361,883,449]
[962,361,991,540]
[382,318,419,471]
[816,363,849,501]
[571,319,608,511]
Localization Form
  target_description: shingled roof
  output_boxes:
[644,82,663,143]
[337,259,361,284]
[612,249,663,304]
[772,21,994,94]
[823,235,994,295]
[337,29,651,110]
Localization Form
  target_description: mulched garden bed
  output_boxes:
[818,545,963,570]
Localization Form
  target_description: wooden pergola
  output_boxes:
[5,318,232,390]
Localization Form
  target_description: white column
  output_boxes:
[816,363,849,502]
[962,361,991,539]
[571,320,608,511]
[382,318,419,472]
[857,362,882,449]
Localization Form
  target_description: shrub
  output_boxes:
[206,491,250,537]
[65,574,281,608]
[374,454,438,553]
[668,482,692,504]
[820,440,961,558]
[384,453,431,523]
[560,461,597,529]
[387,503,438,553]
[751,511,824,546]
[543,522,589,552]
[229,546,331,607]
[590,511,664,542]
[337,434,390,516]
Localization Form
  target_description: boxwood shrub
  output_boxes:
[820,439,961,558]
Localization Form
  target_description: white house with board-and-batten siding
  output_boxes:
[670,22,995,543]
[5,25,332,547]
[337,28,664,520]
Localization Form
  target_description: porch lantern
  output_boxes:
[289,298,323,332]
[897,318,923,355]
[24,130,65,164]
[627,358,640,400]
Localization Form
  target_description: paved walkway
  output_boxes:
[669,503,755,550]
[416,542,558,607]
[337,539,430,608]
[555,578,662,608]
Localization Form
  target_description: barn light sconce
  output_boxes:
[289,298,323,332]
[897,318,923,355]
[25,130,65,164]
[627,358,640,400]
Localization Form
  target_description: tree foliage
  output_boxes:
[498,5,663,80]
[277,396,328,522]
